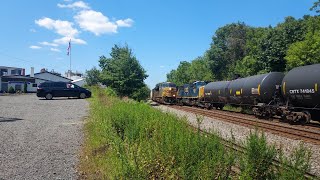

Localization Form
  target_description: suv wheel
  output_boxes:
[79,93,86,99]
[45,93,53,100]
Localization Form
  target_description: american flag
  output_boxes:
[67,39,71,56]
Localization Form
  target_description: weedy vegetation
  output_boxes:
[79,87,313,179]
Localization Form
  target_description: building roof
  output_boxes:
[1,75,34,80]
[0,66,23,69]
[26,71,72,81]
[1,75,49,81]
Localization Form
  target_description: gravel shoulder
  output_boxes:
[0,94,89,179]
[155,105,320,177]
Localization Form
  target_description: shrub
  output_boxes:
[277,144,311,179]
[24,83,27,93]
[8,86,15,94]
[104,87,117,97]
[239,131,277,179]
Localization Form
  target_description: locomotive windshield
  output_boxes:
[162,82,176,88]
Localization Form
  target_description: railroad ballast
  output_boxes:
[152,63,320,123]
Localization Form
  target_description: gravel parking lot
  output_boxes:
[0,94,89,179]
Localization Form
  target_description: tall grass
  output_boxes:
[80,87,313,179]
[81,87,235,179]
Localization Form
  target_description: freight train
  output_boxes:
[152,64,320,123]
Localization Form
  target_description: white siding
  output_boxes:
[72,79,86,87]
[27,79,46,92]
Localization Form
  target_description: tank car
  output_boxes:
[281,64,320,123]
[203,81,230,109]
[152,82,177,104]
[203,72,285,118]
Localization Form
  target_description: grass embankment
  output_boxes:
[80,87,313,179]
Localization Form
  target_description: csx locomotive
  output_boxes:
[151,82,177,104]
[153,63,320,123]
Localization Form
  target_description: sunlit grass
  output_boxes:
[79,87,312,179]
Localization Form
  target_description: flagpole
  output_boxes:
[69,39,71,77]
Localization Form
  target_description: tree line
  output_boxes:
[167,2,320,86]
[86,45,150,101]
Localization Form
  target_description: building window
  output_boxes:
[32,83,37,87]
[11,70,16,75]
[0,69,7,76]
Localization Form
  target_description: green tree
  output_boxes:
[189,56,214,82]
[206,45,226,80]
[131,84,151,101]
[85,67,101,86]
[166,61,191,86]
[234,55,260,77]
[207,22,249,80]
[285,31,320,70]
[166,69,178,84]
[257,17,305,72]
[310,0,320,13]
[99,45,148,99]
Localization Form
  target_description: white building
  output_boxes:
[65,70,87,87]
[0,66,25,76]
[0,66,27,92]
[0,67,72,93]
[25,69,72,92]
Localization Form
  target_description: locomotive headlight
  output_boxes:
[169,88,172,90]
[173,94,176,97]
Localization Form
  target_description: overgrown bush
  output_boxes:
[104,87,117,97]
[239,131,312,180]
[239,131,277,179]
[8,86,15,94]
[277,144,311,179]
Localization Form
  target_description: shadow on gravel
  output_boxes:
[0,117,24,123]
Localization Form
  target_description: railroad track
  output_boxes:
[170,105,320,145]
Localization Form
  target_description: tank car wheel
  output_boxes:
[300,111,311,125]
[216,105,224,110]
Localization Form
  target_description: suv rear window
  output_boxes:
[39,82,50,87]
[53,82,66,88]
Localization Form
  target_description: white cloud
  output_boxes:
[116,18,134,27]
[50,48,61,52]
[160,65,165,68]
[39,41,58,47]
[57,1,90,9]
[74,10,118,35]
[29,28,36,33]
[30,45,42,49]
[35,17,79,38]
[53,37,87,45]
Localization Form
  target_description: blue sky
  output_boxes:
[0,0,316,88]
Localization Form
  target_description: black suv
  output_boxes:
[37,81,91,100]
